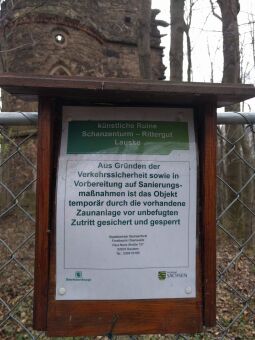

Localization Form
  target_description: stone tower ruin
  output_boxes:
[0,0,166,111]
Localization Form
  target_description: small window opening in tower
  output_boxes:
[55,34,65,44]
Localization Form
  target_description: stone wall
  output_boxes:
[0,0,166,111]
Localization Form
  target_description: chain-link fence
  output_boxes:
[0,112,254,339]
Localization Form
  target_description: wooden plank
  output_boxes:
[197,102,217,327]
[33,97,54,330]
[0,72,254,92]
[0,73,254,107]
[47,299,202,336]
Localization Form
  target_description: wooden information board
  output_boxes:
[1,74,255,337]
[56,107,197,302]
[44,104,208,336]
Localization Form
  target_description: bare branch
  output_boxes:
[0,31,35,54]
[207,39,214,83]
[209,0,222,21]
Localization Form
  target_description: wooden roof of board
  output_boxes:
[0,73,255,108]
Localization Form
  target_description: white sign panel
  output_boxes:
[56,107,197,300]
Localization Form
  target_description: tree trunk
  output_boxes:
[217,0,247,238]
[137,0,152,79]
[170,0,185,81]
[185,26,192,82]
[217,0,241,84]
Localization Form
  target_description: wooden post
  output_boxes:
[33,97,54,330]
[197,101,217,327]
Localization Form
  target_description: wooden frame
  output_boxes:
[196,102,217,326]
[46,106,203,336]
[1,74,254,336]
[33,97,54,330]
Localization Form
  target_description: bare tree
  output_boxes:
[217,0,241,84]
[170,0,185,81]
[170,0,198,82]
[137,0,152,79]
[216,0,252,239]
[183,0,198,82]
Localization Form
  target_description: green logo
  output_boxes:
[158,271,166,280]
[75,271,82,279]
